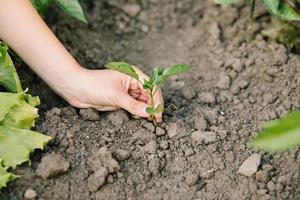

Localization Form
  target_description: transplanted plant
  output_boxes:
[105,62,189,124]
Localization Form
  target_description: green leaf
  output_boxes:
[155,104,162,113]
[161,64,189,82]
[143,80,152,90]
[32,0,50,15]
[0,159,17,189]
[54,0,87,23]
[263,0,300,21]
[0,92,39,124]
[251,110,300,152]
[0,43,23,93]
[2,103,38,130]
[262,0,280,13]
[262,19,300,46]
[146,107,156,115]
[214,0,236,5]
[0,92,25,122]
[105,62,139,80]
[151,67,164,84]
[0,126,51,169]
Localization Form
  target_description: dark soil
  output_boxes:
[1,0,300,199]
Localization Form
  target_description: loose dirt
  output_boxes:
[1,0,299,200]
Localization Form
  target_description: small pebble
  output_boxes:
[143,122,155,132]
[238,153,261,176]
[115,149,130,161]
[185,172,199,186]
[155,127,166,136]
[159,140,169,150]
[24,188,37,199]
[144,140,158,154]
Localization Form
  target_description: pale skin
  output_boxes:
[0,0,164,122]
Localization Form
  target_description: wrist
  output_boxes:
[46,64,88,105]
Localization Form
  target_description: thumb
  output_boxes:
[118,93,150,118]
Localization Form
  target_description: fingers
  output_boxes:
[96,106,119,111]
[118,92,150,118]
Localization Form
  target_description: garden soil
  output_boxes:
[1,0,300,200]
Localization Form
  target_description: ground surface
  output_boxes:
[1,0,300,200]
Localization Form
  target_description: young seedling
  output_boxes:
[105,62,189,124]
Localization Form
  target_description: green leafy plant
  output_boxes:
[32,0,87,22]
[105,62,189,124]
[251,110,300,152]
[0,42,51,189]
[215,0,300,42]
[0,159,16,189]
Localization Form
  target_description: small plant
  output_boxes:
[215,0,300,42]
[105,62,189,124]
[0,42,51,189]
[32,0,86,22]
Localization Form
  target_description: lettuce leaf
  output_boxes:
[0,126,51,169]
[0,42,23,93]
[0,159,17,189]
[0,44,51,189]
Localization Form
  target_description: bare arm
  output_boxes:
[0,0,164,122]
[0,0,82,99]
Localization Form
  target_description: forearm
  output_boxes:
[0,0,83,95]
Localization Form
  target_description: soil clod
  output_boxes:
[79,108,100,121]
[36,154,70,179]
[87,167,108,192]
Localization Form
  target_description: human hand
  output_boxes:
[57,67,164,123]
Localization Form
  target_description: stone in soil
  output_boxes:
[217,73,231,89]
[166,122,183,138]
[36,154,70,179]
[238,153,261,176]
[120,4,141,17]
[107,110,129,127]
[185,172,199,186]
[198,92,216,104]
[267,181,276,191]
[159,140,169,150]
[209,22,220,41]
[181,88,195,100]
[89,146,120,173]
[155,127,166,136]
[148,158,161,176]
[87,167,108,192]
[191,130,203,144]
[114,149,131,161]
[24,188,37,199]
[143,122,155,132]
[202,109,219,124]
[202,131,217,144]
[62,106,77,117]
[193,115,207,131]
[79,108,100,121]
[144,140,158,154]
[255,170,268,182]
